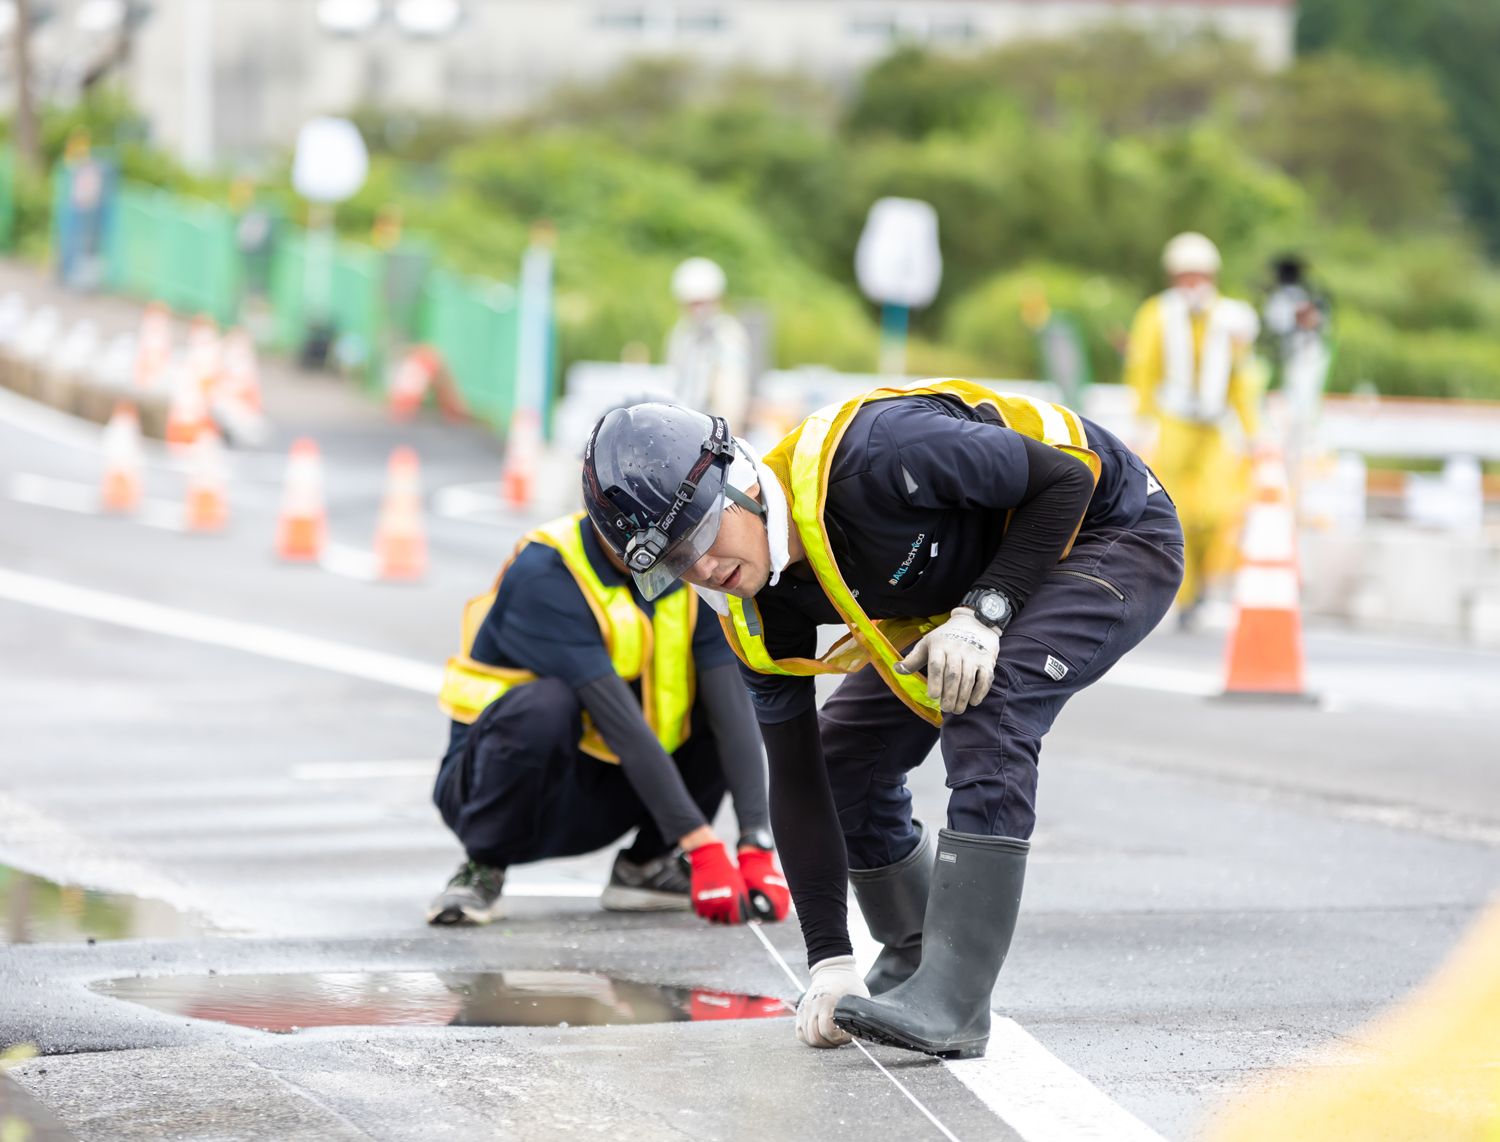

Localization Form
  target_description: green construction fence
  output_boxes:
[0,148,14,250]
[37,166,529,435]
[268,230,387,387]
[416,269,520,433]
[106,181,240,324]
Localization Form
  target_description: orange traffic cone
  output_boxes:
[388,345,441,421]
[186,315,222,404]
[1222,443,1311,698]
[275,438,327,562]
[163,358,209,449]
[134,302,173,392]
[185,427,229,533]
[374,446,427,581]
[100,401,143,514]
[220,327,262,413]
[501,407,541,510]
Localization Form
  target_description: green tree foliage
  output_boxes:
[946,263,1141,382]
[344,131,877,372]
[1298,0,1500,251]
[848,32,1265,139]
[18,34,1500,401]
[1246,54,1464,231]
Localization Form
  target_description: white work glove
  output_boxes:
[796,955,868,1049]
[894,607,1000,715]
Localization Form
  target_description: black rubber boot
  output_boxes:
[833,830,1028,1059]
[849,820,934,995]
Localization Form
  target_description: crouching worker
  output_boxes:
[428,509,788,928]
[583,388,1183,1059]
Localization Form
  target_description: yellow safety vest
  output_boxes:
[437,512,698,762]
[720,379,1100,726]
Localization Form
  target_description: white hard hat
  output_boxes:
[671,257,727,304]
[1162,232,1221,277]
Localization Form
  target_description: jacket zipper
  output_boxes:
[1050,568,1125,600]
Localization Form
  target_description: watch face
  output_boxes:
[980,595,1005,620]
[741,828,774,851]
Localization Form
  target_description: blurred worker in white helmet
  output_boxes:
[1124,233,1264,623]
[666,257,753,434]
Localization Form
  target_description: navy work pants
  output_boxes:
[822,505,1185,870]
[433,677,726,868]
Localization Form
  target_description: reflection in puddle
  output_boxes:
[1,865,213,944]
[92,971,792,1032]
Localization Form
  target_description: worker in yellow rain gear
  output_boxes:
[1124,232,1263,621]
[428,511,788,928]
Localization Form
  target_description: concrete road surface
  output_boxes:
[1,348,1498,1141]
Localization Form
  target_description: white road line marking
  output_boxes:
[0,790,249,932]
[754,917,1170,1141]
[10,471,186,530]
[747,922,962,1141]
[503,882,607,898]
[320,542,381,582]
[0,566,444,694]
[292,761,437,780]
[136,498,186,532]
[1101,659,1221,697]
[433,481,511,526]
[0,383,105,450]
[11,470,99,513]
[945,1023,1169,1142]
[848,889,884,977]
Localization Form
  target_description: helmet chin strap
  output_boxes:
[725,484,765,515]
[725,437,789,585]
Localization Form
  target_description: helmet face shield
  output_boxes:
[630,490,724,600]
[583,403,737,600]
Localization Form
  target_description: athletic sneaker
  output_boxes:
[599,848,692,912]
[426,860,506,925]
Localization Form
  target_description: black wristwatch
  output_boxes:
[739,828,774,851]
[960,588,1013,632]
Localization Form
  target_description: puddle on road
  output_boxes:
[92,971,792,1032]
[1,864,213,944]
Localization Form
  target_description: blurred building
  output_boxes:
[16,0,1294,167]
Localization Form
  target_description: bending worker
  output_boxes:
[1124,232,1261,622]
[428,509,788,928]
[583,387,1182,1059]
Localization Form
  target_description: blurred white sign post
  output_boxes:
[291,118,369,361]
[502,221,557,509]
[855,197,942,378]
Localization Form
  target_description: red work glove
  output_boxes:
[689,990,748,1021]
[688,841,750,924]
[737,847,791,922]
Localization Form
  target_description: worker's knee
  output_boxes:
[474,677,581,756]
[942,715,1041,841]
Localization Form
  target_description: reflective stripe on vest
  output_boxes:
[437,512,697,762]
[722,378,1101,726]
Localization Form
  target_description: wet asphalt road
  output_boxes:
[1,359,1499,1141]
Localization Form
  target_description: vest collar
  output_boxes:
[580,518,627,588]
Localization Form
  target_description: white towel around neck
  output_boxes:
[692,437,790,617]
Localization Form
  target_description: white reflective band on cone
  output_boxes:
[1254,456,1290,489]
[1235,566,1300,610]
[1240,505,1296,562]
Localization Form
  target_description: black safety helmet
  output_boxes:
[584,403,747,600]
